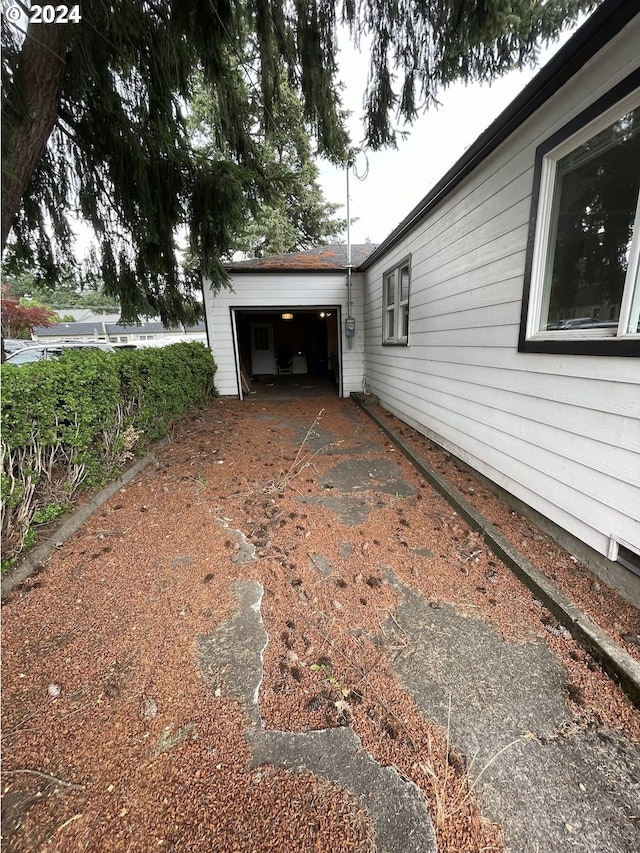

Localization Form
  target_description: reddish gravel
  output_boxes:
[371,403,640,662]
[2,397,638,853]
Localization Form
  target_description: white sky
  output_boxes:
[318,24,582,246]
[56,17,585,263]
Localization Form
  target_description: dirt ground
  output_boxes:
[2,396,639,853]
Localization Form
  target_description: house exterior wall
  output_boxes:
[362,20,640,575]
[203,272,365,397]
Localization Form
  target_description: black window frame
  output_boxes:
[518,69,640,358]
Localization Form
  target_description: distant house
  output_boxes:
[203,0,639,600]
[33,317,207,347]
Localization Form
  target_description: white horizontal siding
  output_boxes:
[203,272,365,397]
[420,200,532,280]
[372,368,639,492]
[367,344,640,386]
[363,20,640,561]
[380,396,638,556]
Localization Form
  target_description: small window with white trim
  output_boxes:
[383,257,410,344]
[520,74,640,356]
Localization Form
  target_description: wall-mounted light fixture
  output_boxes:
[281,313,293,320]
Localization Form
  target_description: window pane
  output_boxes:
[625,262,640,334]
[400,266,410,302]
[385,274,395,306]
[254,327,270,350]
[541,107,640,331]
[387,308,395,339]
[401,305,409,338]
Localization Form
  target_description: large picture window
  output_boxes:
[383,257,410,344]
[520,76,640,356]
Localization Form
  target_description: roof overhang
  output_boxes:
[225,267,352,275]
[359,0,638,271]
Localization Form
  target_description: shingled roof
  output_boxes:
[34,320,206,337]
[225,243,378,272]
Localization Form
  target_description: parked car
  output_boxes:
[545,317,618,330]
[4,341,115,365]
[560,317,618,329]
[3,338,37,356]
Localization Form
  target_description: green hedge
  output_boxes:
[1,342,217,565]
[115,342,217,441]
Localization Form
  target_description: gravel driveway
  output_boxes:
[2,396,639,852]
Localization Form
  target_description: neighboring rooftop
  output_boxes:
[54,310,121,323]
[225,243,378,272]
[34,319,206,338]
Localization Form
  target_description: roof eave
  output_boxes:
[224,266,351,274]
[359,0,638,271]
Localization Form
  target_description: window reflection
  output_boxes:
[541,107,640,332]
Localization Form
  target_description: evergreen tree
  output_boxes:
[190,72,345,257]
[2,1,593,325]
[7,268,120,310]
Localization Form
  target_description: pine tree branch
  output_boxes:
[1,21,70,249]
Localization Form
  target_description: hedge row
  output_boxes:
[1,342,217,565]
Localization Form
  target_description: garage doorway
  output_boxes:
[232,307,342,399]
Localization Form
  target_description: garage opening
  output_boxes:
[232,307,342,399]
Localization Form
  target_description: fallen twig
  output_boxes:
[1,768,86,790]
[298,610,419,751]
[57,813,84,832]
[0,711,36,740]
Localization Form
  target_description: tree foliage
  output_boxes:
[7,269,120,311]
[351,0,595,148]
[0,285,57,338]
[1,1,594,324]
[190,71,345,257]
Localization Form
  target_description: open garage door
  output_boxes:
[233,307,342,399]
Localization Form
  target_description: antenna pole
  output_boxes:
[346,161,354,349]
[346,162,351,270]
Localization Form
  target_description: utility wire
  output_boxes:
[351,148,370,181]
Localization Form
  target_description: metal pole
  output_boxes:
[346,162,354,348]
[347,161,352,311]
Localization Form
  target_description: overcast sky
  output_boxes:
[319,24,582,247]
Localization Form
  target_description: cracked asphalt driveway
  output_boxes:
[2,396,639,853]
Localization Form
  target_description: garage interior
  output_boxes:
[234,308,342,399]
